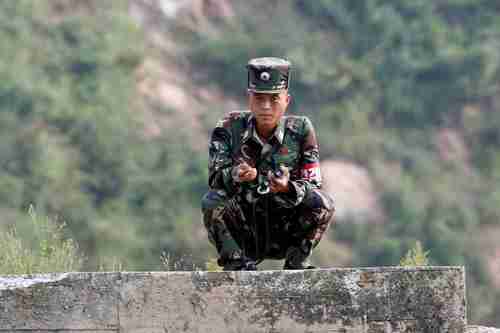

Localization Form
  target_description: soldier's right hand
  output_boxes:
[233,162,257,182]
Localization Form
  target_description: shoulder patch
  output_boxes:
[216,110,251,129]
[301,162,321,182]
[228,110,251,120]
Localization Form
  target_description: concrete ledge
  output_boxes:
[0,267,466,332]
[468,326,500,333]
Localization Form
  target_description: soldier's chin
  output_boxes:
[257,116,274,123]
[257,120,275,127]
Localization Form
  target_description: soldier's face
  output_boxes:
[248,91,290,128]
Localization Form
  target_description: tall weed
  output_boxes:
[0,205,84,274]
[399,241,430,267]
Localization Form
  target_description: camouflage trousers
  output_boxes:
[201,189,335,263]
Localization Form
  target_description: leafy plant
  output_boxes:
[400,241,430,267]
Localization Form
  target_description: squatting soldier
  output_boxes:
[201,57,335,271]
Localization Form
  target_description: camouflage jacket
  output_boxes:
[208,111,322,208]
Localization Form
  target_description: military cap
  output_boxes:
[247,57,291,93]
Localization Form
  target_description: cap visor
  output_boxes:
[247,88,286,94]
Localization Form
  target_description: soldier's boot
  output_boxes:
[215,237,257,271]
[283,240,316,270]
[222,259,257,271]
[218,251,257,271]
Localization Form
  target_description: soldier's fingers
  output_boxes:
[281,166,290,177]
[269,179,276,188]
[239,169,250,178]
[270,177,282,189]
[271,181,286,193]
[242,169,257,181]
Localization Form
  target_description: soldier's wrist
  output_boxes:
[231,166,242,182]
[279,182,290,193]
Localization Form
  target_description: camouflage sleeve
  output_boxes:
[207,122,237,194]
[275,117,321,207]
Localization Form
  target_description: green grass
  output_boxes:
[0,205,84,274]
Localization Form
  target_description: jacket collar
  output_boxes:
[242,114,285,146]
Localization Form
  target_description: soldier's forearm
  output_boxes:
[209,167,238,193]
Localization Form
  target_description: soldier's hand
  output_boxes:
[269,165,290,193]
[236,162,257,182]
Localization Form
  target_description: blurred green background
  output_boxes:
[1,0,500,326]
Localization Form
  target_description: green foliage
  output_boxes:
[2,0,500,326]
[400,241,430,266]
[0,0,211,271]
[0,206,84,274]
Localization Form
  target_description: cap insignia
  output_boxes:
[260,71,271,81]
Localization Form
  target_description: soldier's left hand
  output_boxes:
[269,166,290,193]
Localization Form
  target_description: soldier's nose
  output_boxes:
[261,99,272,109]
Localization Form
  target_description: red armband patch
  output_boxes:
[301,162,321,181]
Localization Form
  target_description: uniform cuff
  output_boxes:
[222,167,238,194]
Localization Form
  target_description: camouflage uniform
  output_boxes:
[201,58,335,270]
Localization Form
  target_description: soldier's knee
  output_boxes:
[201,189,229,211]
[303,189,335,213]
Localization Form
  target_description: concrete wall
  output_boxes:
[469,326,500,333]
[0,267,467,332]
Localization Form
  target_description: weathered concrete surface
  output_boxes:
[0,267,467,332]
[468,326,500,333]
